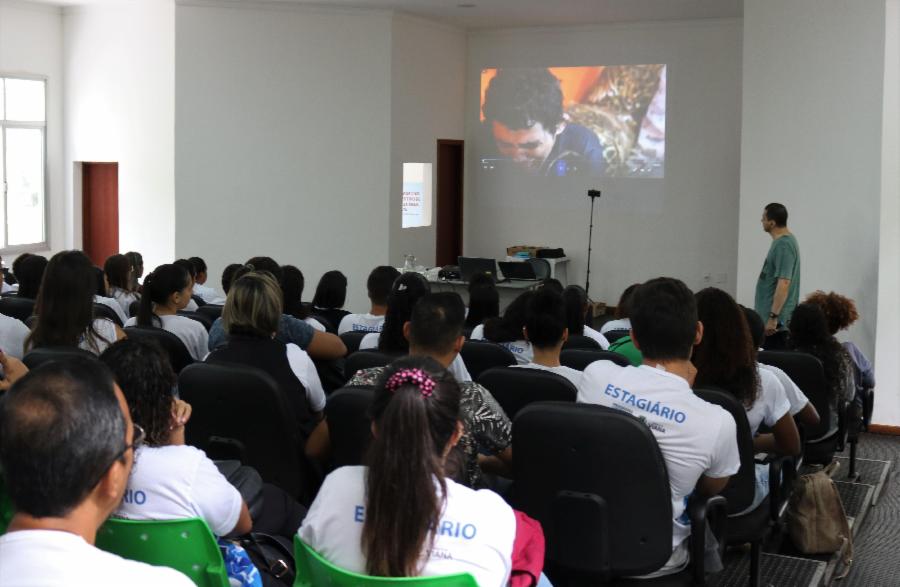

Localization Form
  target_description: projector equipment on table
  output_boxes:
[585,189,602,299]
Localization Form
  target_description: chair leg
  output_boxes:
[847,439,860,482]
[749,541,762,587]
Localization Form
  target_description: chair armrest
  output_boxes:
[687,494,728,585]
[836,400,849,452]
[761,454,795,522]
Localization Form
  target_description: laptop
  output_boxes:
[498,261,538,281]
[458,257,497,282]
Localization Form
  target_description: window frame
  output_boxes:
[0,73,49,254]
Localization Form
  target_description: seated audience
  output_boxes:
[804,290,874,407]
[359,273,471,381]
[514,288,581,386]
[0,358,194,586]
[11,253,47,299]
[692,288,800,513]
[788,302,855,440]
[300,357,516,586]
[742,306,820,428]
[601,283,639,339]
[0,312,29,359]
[124,251,144,292]
[0,255,13,292]
[338,265,400,335]
[577,277,739,577]
[282,264,327,332]
[92,266,128,325]
[206,271,325,437]
[26,251,125,355]
[207,262,242,305]
[475,291,535,365]
[561,285,609,349]
[464,273,500,336]
[126,264,210,361]
[172,259,201,311]
[105,253,141,315]
[187,256,219,303]
[315,292,513,488]
[538,278,564,294]
[311,270,351,331]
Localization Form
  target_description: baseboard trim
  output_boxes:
[868,424,900,436]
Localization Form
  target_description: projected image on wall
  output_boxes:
[479,65,666,178]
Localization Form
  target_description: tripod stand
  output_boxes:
[585,189,602,298]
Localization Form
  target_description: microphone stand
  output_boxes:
[585,189,602,299]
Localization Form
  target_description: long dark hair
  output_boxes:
[281,265,310,319]
[484,290,534,343]
[378,273,431,353]
[312,270,347,309]
[12,254,48,299]
[363,356,461,577]
[562,285,588,336]
[100,338,177,447]
[104,254,133,292]
[692,288,759,407]
[789,302,851,404]
[137,264,191,328]
[465,273,499,328]
[26,250,109,352]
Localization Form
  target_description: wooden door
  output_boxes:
[82,162,119,266]
[435,140,464,267]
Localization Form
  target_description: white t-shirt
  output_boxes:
[0,312,29,359]
[184,298,199,312]
[747,367,792,436]
[192,283,220,304]
[512,363,582,387]
[468,325,533,364]
[469,324,485,340]
[0,529,194,586]
[287,343,327,412]
[94,294,128,324]
[0,281,11,294]
[338,313,385,335]
[110,287,140,316]
[79,318,119,355]
[305,317,326,332]
[583,325,610,350]
[577,361,740,565]
[299,466,515,587]
[357,334,472,383]
[758,362,810,417]
[600,318,631,336]
[115,444,242,537]
[125,314,209,361]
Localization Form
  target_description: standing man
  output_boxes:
[755,203,801,338]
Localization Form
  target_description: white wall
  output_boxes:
[63,0,175,272]
[0,0,64,258]
[389,13,466,269]
[875,0,900,426]
[737,1,885,366]
[465,20,743,304]
[175,2,393,311]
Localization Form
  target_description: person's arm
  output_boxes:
[226,502,253,538]
[169,399,192,446]
[114,324,127,341]
[696,475,730,497]
[753,412,801,456]
[0,352,28,391]
[796,402,820,428]
[478,446,513,477]
[305,330,346,360]
[765,278,791,335]
[305,418,332,461]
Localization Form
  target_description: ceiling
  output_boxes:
[29,0,743,29]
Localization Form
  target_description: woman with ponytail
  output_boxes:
[125,264,209,360]
[299,356,516,585]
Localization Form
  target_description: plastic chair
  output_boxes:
[326,386,375,467]
[561,335,601,350]
[93,302,124,327]
[178,310,214,331]
[339,331,368,355]
[96,518,229,587]
[293,536,478,587]
[344,351,397,381]
[559,349,631,371]
[124,326,194,373]
[0,473,12,535]
[458,341,516,380]
[0,296,35,324]
[22,346,96,369]
[477,367,577,421]
[603,328,631,344]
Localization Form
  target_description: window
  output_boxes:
[1,76,47,250]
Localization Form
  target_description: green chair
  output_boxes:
[0,473,12,535]
[293,536,478,587]
[96,517,229,587]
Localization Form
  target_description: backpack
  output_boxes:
[786,461,852,576]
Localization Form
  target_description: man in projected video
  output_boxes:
[482,68,607,176]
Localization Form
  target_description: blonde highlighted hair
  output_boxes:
[223,271,283,337]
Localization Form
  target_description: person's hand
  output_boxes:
[765,317,778,337]
[0,352,28,392]
[170,398,192,429]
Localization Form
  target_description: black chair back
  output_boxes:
[604,328,630,343]
[0,296,35,324]
[513,402,673,578]
[477,367,577,420]
[560,349,630,371]
[339,331,368,355]
[23,346,96,369]
[124,326,194,373]
[526,258,551,280]
[758,350,831,440]
[562,335,601,350]
[344,351,396,382]
[179,362,307,499]
[693,386,757,514]
[459,341,516,380]
[191,295,206,307]
[93,303,123,327]
[128,300,141,318]
[197,304,224,323]
[326,386,375,467]
[177,310,214,331]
